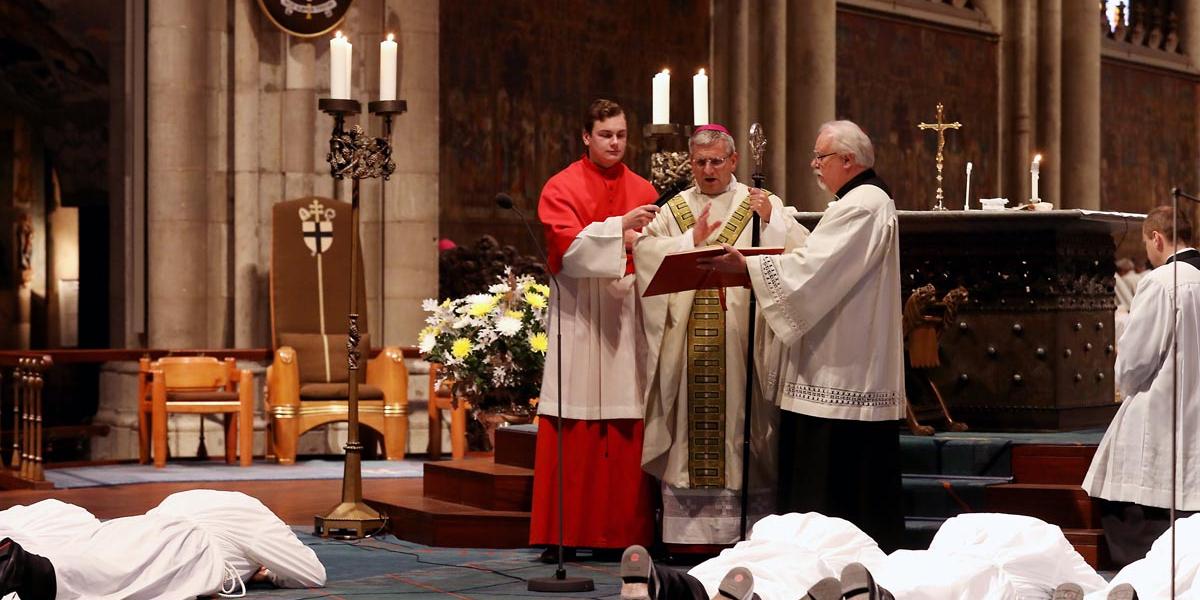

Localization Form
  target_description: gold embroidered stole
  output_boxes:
[666,193,754,488]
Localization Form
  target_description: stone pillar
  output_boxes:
[282,37,318,203]
[760,0,787,199]
[1003,1,1036,203]
[786,0,837,212]
[1036,0,1062,208]
[1060,0,1101,210]
[1181,0,1200,68]
[382,0,440,345]
[233,0,263,347]
[147,0,209,347]
[205,1,230,347]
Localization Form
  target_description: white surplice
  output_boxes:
[148,489,326,589]
[745,182,904,422]
[1088,513,1200,599]
[1083,252,1200,509]
[537,215,644,420]
[634,180,808,543]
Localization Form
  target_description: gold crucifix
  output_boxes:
[918,103,962,211]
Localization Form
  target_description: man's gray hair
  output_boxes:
[689,129,736,155]
[818,120,875,168]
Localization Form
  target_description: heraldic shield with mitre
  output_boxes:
[300,199,336,256]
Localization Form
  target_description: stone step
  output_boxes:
[367,483,530,548]
[423,458,534,511]
[903,474,1012,519]
[984,483,1100,530]
[901,436,1014,477]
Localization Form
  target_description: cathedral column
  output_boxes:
[147,0,209,347]
[233,0,263,347]
[786,0,836,212]
[1059,0,1101,210]
[998,1,1037,204]
[1036,0,1063,208]
[1182,0,1200,68]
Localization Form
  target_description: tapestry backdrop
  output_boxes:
[439,0,709,257]
[836,10,1000,212]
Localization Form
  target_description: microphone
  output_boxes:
[496,193,591,592]
[654,179,691,207]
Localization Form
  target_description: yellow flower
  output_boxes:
[532,283,551,297]
[468,296,497,317]
[529,332,548,353]
[524,292,547,309]
[451,338,473,359]
[505,310,523,320]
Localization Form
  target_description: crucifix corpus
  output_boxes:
[918,103,962,211]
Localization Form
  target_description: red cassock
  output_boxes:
[529,156,657,549]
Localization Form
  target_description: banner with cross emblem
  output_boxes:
[298,199,336,256]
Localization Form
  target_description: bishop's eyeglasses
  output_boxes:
[692,156,730,168]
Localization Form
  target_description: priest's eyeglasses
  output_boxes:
[812,151,839,162]
[692,156,729,168]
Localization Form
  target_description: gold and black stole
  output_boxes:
[666,193,753,488]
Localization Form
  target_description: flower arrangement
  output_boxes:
[419,269,549,413]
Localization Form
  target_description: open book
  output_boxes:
[642,246,784,297]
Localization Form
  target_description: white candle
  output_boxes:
[330,32,346,98]
[343,35,353,98]
[693,69,709,125]
[652,69,670,124]
[1031,153,1042,202]
[380,33,397,101]
[964,161,973,210]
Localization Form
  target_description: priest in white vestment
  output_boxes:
[699,120,905,551]
[635,124,808,544]
[1083,205,1200,566]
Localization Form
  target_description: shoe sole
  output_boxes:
[842,563,893,600]
[803,576,842,600]
[1052,583,1084,600]
[715,566,754,600]
[1107,583,1137,600]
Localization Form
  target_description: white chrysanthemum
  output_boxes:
[418,332,436,354]
[495,315,522,336]
[488,282,511,294]
[422,298,439,312]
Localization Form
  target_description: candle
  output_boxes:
[693,69,709,125]
[343,35,353,98]
[652,69,670,124]
[380,33,397,101]
[330,32,347,99]
[1031,153,1042,202]
[964,161,973,210]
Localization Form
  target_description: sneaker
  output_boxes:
[1107,583,1138,600]
[1051,583,1084,600]
[620,545,654,600]
[840,563,893,600]
[0,538,55,600]
[802,576,842,600]
[714,566,755,600]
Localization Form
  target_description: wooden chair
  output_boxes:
[137,356,254,468]
[427,362,468,460]
[265,197,409,464]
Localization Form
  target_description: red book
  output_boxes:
[642,246,784,297]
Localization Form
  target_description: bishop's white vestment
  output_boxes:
[1083,248,1200,509]
[635,178,808,544]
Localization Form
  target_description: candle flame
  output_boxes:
[335,30,343,39]
[661,68,670,75]
[387,33,395,42]
[1034,153,1042,163]
[698,68,706,76]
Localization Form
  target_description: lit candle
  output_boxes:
[693,68,709,125]
[343,35,353,98]
[330,32,347,98]
[652,69,670,124]
[1031,153,1042,202]
[380,33,397,101]
[964,161,973,210]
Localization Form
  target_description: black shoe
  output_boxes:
[840,563,893,600]
[1051,582,1084,600]
[620,545,654,600]
[0,538,55,600]
[713,566,755,600]
[1107,583,1138,600]
[536,545,576,564]
[802,576,842,600]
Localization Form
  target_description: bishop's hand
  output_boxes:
[692,203,720,246]
[748,188,772,223]
[696,243,748,275]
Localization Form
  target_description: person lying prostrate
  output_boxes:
[1086,513,1200,599]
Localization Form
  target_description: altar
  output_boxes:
[793,209,1144,432]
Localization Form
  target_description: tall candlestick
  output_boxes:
[964,161,973,210]
[330,32,347,99]
[380,33,397,101]
[652,69,670,124]
[693,69,709,125]
[1031,153,1042,203]
[344,35,353,98]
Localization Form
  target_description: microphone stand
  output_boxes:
[497,195,594,593]
[1168,187,1199,599]
[739,124,767,540]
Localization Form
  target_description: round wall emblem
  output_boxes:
[257,0,353,38]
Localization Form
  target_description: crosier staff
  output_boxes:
[738,123,767,540]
